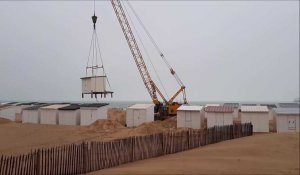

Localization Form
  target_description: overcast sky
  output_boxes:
[0,1,299,103]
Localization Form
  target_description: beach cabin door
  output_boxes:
[288,117,296,131]
[185,111,192,128]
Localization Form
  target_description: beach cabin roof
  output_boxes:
[128,104,154,109]
[40,104,69,110]
[24,104,50,110]
[260,104,277,108]
[278,103,299,108]
[204,104,220,107]
[241,106,268,113]
[205,106,234,113]
[59,105,80,110]
[80,103,109,108]
[177,105,203,111]
[274,108,300,115]
[223,103,239,108]
[0,104,11,109]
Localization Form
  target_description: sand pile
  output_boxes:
[129,117,177,135]
[89,119,125,131]
[0,117,12,124]
[107,108,126,126]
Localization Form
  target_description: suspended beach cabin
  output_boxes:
[81,12,113,99]
[81,76,113,98]
[177,105,204,129]
[40,104,69,125]
[58,104,81,126]
[241,106,269,132]
[126,104,155,127]
[274,108,300,133]
[22,104,49,124]
[80,103,109,126]
[205,106,234,128]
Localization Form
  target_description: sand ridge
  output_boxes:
[0,116,177,155]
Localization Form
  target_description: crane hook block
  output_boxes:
[92,13,97,29]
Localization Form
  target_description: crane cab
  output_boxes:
[167,102,182,116]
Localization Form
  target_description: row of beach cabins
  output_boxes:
[0,102,299,133]
[0,102,108,126]
[126,103,299,133]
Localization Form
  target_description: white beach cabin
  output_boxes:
[22,104,49,124]
[241,106,269,132]
[0,102,35,121]
[177,105,203,129]
[205,106,234,128]
[260,104,277,120]
[40,104,69,125]
[274,108,300,133]
[204,104,220,118]
[80,103,109,126]
[126,104,154,127]
[58,105,81,126]
[223,103,239,119]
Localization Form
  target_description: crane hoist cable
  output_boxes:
[124,0,187,102]
[121,0,170,100]
[85,1,113,95]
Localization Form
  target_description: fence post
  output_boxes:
[35,149,40,175]
[82,142,86,174]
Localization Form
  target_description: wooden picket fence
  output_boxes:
[0,123,252,175]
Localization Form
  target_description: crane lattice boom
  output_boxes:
[110,0,168,104]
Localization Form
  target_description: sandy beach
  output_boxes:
[89,133,299,175]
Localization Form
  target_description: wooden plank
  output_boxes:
[4,156,9,175]
[76,144,80,174]
[24,155,28,175]
[0,155,3,175]
[16,155,22,175]
[54,147,58,175]
[27,154,31,175]
[5,156,11,175]
[67,145,71,175]
[12,156,17,175]
[72,144,76,174]
[1,156,6,175]
[22,155,26,175]
[27,153,32,175]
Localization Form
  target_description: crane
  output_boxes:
[110,0,187,119]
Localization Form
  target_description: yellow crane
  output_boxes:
[110,0,187,119]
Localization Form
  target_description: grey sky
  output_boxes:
[0,1,299,103]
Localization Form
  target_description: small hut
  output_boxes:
[177,105,203,129]
[205,106,234,128]
[204,104,220,119]
[260,104,277,120]
[241,106,269,132]
[0,102,35,121]
[22,104,49,124]
[80,103,109,126]
[40,104,69,125]
[126,104,154,127]
[58,104,81,126]
[223,103,239,118]
[274,108,300,133]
